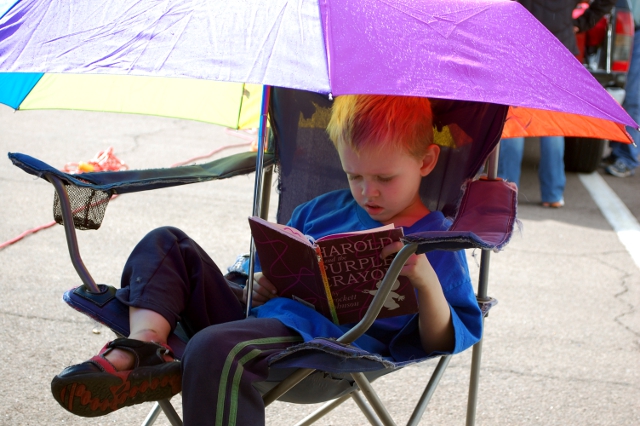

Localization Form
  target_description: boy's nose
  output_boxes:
[361,181,379,198]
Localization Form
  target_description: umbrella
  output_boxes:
[0,0,264,128]
[0,72,263,129]
[0,0,635,142]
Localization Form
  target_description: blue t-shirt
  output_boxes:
[252,189,482,361]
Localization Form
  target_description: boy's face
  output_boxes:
[337,141,439,227]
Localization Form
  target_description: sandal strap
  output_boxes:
[104,338,175,369]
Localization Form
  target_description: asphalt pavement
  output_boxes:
[1,106,638,425]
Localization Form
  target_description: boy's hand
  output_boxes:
[244,272,278,307]
[380,241,438,291]
[381,241,454,354]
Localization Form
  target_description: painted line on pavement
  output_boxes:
[578,172,640,270]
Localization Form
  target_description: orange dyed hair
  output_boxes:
[326,94,433,159]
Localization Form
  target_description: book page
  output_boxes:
[316,223,395,242]
[248,216,334,321]
[249,216,312,246]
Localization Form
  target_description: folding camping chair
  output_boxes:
[8,87,517,426]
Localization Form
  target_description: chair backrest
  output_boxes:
[270,88,509,224]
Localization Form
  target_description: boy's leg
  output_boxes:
[182,318,303,426]
[52,226,246,417]
[116,226,245,334]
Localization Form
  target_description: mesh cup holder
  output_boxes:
[53,184,112,230]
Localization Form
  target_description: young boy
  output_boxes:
[51,95,483,425]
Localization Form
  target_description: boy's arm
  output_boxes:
[381,242,454,354]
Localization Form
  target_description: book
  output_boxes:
[248,216,419,325]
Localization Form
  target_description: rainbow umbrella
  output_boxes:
[0,0,635,141]
[0,72,262,129]
[0,0,262,128]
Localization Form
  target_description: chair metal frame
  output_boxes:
[47,169,498,426]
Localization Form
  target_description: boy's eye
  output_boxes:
[377,176,394,183]
[347,174,361,181]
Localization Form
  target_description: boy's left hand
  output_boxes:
[380,241,438,291]
[244,272,279,307]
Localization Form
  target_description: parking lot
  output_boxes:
[1,106,638,425]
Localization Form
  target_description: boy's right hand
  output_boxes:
[244,272,278,307]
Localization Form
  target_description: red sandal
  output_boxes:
[51,338,181,417]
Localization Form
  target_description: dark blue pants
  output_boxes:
[116,227,302,426]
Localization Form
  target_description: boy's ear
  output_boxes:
[419,144,440,177]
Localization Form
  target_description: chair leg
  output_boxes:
[141,402,162,426]
[465,337,484,426]
[351,391,385,426]
[262,368,316,406]
[294,393,353,426]
[157,399,183,426]
[467,243,492,426]
[406,355,451,426]
[351,372,397,426]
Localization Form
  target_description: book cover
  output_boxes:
[248,217,419,324]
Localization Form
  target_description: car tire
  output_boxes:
[564,137,606,173]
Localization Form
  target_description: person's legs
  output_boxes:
[108,225,246,367]
[52,226,246,417]
[117,226,245,331]
[608,141,639,177]
[103,309,174,370]
[608,30,640,176]
[538,136,566,204]
[497,137,525,186]
[181,317,303,426]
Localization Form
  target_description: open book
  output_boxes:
[248,216,419,324]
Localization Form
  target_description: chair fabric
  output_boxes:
[271,88,509,222]
[404,179,519,254]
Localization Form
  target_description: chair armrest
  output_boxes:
[9,151,274,194]
[403,179,518,254]
[7,151,275,292]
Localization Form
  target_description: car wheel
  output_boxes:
[564,137,606,173]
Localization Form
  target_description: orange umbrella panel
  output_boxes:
[502,106,633,144]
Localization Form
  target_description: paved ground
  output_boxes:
[1,106,638,425]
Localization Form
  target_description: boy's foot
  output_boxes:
[51,338,181,417]
[541,199,564,208]
[606,159,635,178]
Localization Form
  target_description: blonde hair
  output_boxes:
[326,95,433,159]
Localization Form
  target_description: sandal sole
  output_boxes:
[51,362,181,417]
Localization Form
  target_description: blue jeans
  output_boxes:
[610,29,640,170]
[498,136,566,203]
